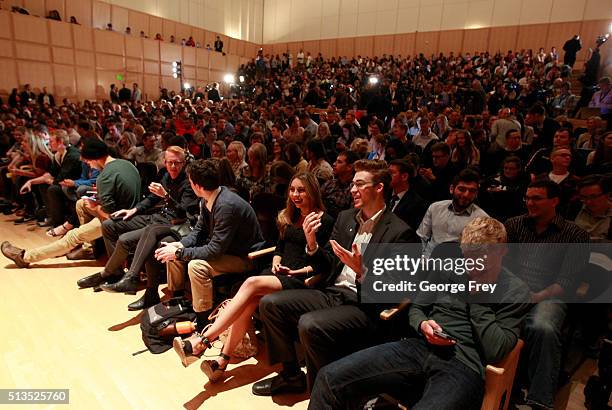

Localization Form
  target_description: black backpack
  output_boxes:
[140,298,197,354]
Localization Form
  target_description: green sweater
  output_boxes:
[408,267,531,378]
[96,158,141,214]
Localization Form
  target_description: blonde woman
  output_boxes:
[226,141,248,177]
[173,173,334,382]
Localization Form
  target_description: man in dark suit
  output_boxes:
[155,159,264,328]
[214,36,223,52]
[388,159,427,230]
[252,160,418,396]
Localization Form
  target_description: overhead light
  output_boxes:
[172,61,178,67]
[239,75,245,83]
[183,82,191,89]
[368,76,379,85]
[173,73,178,79]
[224,73,235,84]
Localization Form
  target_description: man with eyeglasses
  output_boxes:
[76,146,198,291]
[418,142,459,202]
[574,174,611,241]
[251,160,417,397]
[504,179,589,409]
[417,168,488,257]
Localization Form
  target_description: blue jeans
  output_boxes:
[523,300,567,408]
[309,338,484,410]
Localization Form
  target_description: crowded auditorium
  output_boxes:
[0,0,611,409]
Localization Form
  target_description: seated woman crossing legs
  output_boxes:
[172,173,334,383]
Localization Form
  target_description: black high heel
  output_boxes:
[201,353,230,383]
[173,332,212,368]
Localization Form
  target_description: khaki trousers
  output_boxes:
[24,199,102,263]
[167,254,253,312]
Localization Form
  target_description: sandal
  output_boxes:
[46,223,70,238]
[173,332,213,368]
[201,353,230,383]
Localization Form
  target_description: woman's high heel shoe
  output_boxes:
[201,353,230,383]
[173,332,212,368]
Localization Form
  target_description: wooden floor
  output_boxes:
[0,215,597,410]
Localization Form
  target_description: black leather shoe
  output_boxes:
[127,288,160,311]
[100,273,140,293]
[77,272,106,289]
[252,373,306,396]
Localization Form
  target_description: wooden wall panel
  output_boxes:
[245,43,259,58]
[125,57,142,73]
[111,5,129,33]
[92,0,110,29]
[149,16,163,38]
[160,75,180,93]
[76,66,96,99]
[95,54,124,71]
[52,63,76,96]
[0,12,12,39]
[337,37,355,57]
[205,31,215,48]
[16,43,51,61]
[355,37,374,57]
[52,46,74,64]
[196,48,209,67]
[228,38,239,55]
[175,23,191,42]
[65,0,91,27]
[516,24,549,53]
[438,30,463,55]
[45,0,66,22]
[128,10,149,38]
[227,54,240,72]
[75,50,94,67]
[16,61,53,90]
[546,22,581,61]
[49,21,72,47]
[489,26,518,54]
[24,0,45,17]
[319,39,337,58]
[13,14,48,43]
[374,35,395,57]
[143,38,159,61]
[577,20,611,63]
[463,28,489,54]
[287,42,303,59]
[196,68,208,82]
[415,31,439,57]
[210,51,226,71]
[144,61,159,75]
[160,42,181,62]
[393,33,415,57]
[95,69,118,98]
[0,39,14,58]
[94,30,124,55]
[271,43,286,56]
[182,66,196,80]
[125,36,143,58]
[73,25,93,50]
[143,74,159,100]
[162,19,176,40]
[183,46,196,66]
[192,28,205,47]
[237,39,246,57]
[303,40,321,56]
[0,58,18,94]
[124,72,142,90]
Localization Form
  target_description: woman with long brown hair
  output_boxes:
[173,173,334,382]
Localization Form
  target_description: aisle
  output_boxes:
[0,215,308,410]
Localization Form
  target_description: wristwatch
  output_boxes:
[175,247,184,261]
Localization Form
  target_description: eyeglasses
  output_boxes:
[165,161,184,167]
[350,180,375,190]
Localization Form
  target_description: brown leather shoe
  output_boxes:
[1,241,29,268]
[66,246,96,260]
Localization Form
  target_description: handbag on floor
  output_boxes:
[209,298,258,359]
[140,297,196,354]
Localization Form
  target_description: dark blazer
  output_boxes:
[50,145,83,183]
[308,207,418,288]
[393,189,428,231]
[180,186,264,261]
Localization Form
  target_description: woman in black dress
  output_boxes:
[173,172,334,380]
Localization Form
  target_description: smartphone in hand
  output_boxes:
[433,329,455,342]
